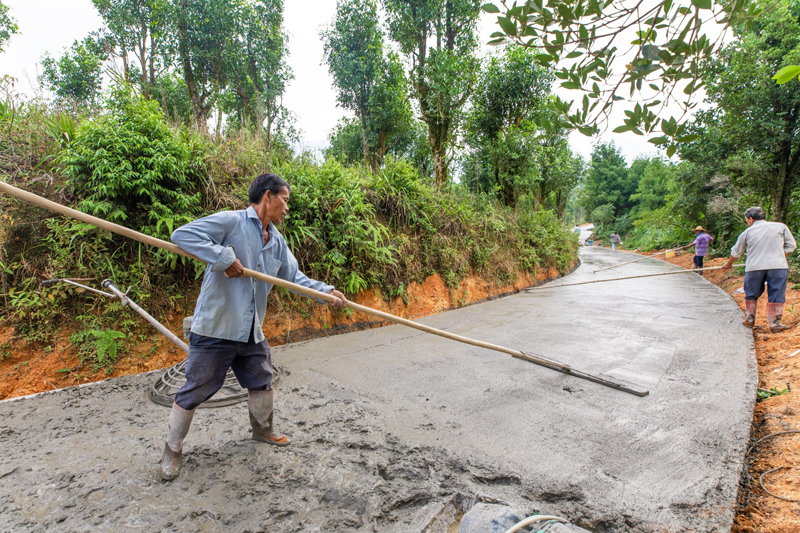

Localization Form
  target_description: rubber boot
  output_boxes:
[742,300,757,328]
[767,302,792,333]
[249,389,289,446]
[160,402,194,481]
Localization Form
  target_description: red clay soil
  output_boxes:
[0,266,562,401]
[634,249,800,533]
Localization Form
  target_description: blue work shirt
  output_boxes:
[172,206,334,343]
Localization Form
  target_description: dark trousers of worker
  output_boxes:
[743,269,788,304]
[174,324,273,411]
[693,255,704,273]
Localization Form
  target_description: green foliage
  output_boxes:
[70,326,127,370]
[483,0,762,152]
[91,0,172,97]
[580,142,639,222]
[39,35,108,108]
[683,0,800,222]
[757,386,790,401]
[325,117,363,166]
[60,88,204,241]
[0,0,19,54]
[221,0,293,148]
[463,47,581,211]
[151,73,194,125]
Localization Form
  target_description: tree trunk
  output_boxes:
[177,19,208,132]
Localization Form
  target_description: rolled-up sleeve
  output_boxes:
[784,225,797,255]
[172,212,238,272]
[730,231,748,258]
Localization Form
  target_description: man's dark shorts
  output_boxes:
[744,269,788,304]
[693,255,704,270]
[174,327,273,410]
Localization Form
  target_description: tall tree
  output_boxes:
[173,0,240,132]
[40,36,108,107]
[91,0,172,97]
[628,157,673,216]
[224,0,292,149]
[322,0,411,173]
[0,1,19,54]
[464,47,555,206]
[580,142,638,222]
[683,0,800,222]
[383,0,481,185]
[530,135,584,219]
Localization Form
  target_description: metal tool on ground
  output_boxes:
[528,264,744,291]
[41,277,247,407]
[592,248,679,274]
[1,181,649,397]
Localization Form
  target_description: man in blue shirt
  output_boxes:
[160,173,346,481]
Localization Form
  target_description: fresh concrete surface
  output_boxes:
[0,247,756,532]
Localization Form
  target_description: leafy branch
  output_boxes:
[482,0,764,155]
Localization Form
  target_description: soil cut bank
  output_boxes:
[0,266,568,401]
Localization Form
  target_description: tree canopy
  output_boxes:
[682,0,800,222]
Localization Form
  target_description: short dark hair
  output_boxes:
[744,206,766,221]
[249,173,290,205]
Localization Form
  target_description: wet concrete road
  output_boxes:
[0,247,756,532]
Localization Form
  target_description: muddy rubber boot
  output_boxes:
[249,389,290,446]
[160,402,195,481]
[767,302,792,333]
[742,300,757,328]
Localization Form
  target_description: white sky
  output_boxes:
[1,0,674,163]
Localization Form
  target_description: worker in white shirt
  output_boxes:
[722,206,797,332]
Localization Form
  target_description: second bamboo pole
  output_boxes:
[527,264,744,291]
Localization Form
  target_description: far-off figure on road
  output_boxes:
[160,173,347,481]
[609,232,622,251]
[722,207,796,332]
[678,226,713,274]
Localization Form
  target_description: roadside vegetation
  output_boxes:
[0,0,580,374]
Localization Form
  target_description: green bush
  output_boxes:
[60,89,205,240]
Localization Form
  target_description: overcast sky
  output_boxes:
[1,0,665,162]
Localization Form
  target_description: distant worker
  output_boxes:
[678,226,714,274]
[160,173,347,481]
[722,207,796,332]
[572,224,581,235]
[609,232,622,251]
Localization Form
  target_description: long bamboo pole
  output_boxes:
[591,248,677,274]
[527,264,744,291]
[1,181,651,385]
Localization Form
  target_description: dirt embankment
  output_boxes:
[631,249,800,533]
[0,265,568,401]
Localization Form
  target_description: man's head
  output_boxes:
[744,206,766,226]
[250,173,291,225]
[692,226,706,234]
